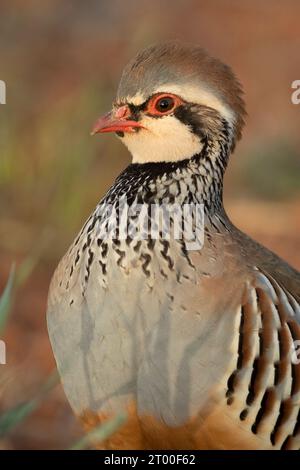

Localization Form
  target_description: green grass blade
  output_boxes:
[70,413,127,450]
[0,399,38,437]
[15,256,39,288]
[0,369,59,437]
[0,263,16,332]
[0,236,47,332]
[40,369,60,395]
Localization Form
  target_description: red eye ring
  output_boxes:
[147,93,183,116]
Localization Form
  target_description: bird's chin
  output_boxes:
[116,127,144,138]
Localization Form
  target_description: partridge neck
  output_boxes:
[108,134,231,216]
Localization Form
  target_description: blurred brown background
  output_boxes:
[0,0,299,449]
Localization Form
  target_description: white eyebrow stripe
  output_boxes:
[126,84,235,125]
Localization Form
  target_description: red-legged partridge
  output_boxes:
[47,42,300,449]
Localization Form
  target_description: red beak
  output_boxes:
[91,105,143,135]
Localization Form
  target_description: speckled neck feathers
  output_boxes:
[105,121,231,215]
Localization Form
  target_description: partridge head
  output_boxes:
[92,42,245,165]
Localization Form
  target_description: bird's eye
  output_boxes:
[155,96,175,113]
[147,93,183,116]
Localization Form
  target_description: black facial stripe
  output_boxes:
[128,100,148,116]
[127,93,181,118]
[174,104,208,138]
[127,104,142,121]
[129,100,179,120]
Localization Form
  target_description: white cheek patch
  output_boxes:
[120,114,203,164]
[153,83,235,126]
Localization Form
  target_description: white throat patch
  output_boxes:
[120,114,203,164]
